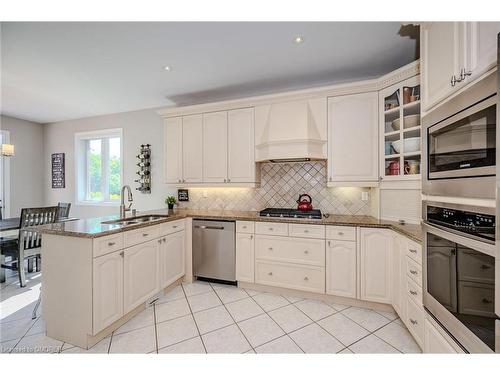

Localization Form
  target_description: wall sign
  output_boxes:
[178,189,189,202]
[51,153,65,188]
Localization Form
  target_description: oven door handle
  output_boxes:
[422,222,496,258]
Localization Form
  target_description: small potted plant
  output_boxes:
[165,195,177,210]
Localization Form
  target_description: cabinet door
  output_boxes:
[236,233,255,283]
[228,108,256,182]
[464,22,500,83]
[360,228,392,304]
[160,231,186,288]
[421,22,462,112]
[93,251,123,334]
[123,239,160,313]
[164,117,183,184]
[203,111,228,182]
[424,318,458,353]
[327,92,378,183]
[182,114,203,183]
[326,240,356,298]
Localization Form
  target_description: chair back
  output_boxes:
[57,202,71,219]
[18,206,59,251]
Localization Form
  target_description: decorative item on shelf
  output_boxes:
[51,153,65,188]
[178,189,189,202]
[165,195,176,210]
[296,194,313,212]
[405,160,420,175]
[135,144,151,193]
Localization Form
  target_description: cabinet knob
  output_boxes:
[304,250,309,254]
[482,298,492,304]
[480,264,491,270]
[178,179,181,183]
[268,228,274,231]
[250,235,253,240]
[119,251,124,257]
[409,290,417,296]
[268,247,273,251]
[304,229,309,233]
[409,249,417,254]
[242,226,247,229]
[410,270,418,275]
[108,242,116,246]
[142,233,149,237]
[304,276,309,281]
[172,225,178,228]
[227,178,231,182]
[224,179,227,183]
[327,240,331,247]
[410,319,418,325]
[338,232,344,236]
[268,272,273,276]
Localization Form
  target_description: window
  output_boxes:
[75,129,122,205]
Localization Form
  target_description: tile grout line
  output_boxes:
[8,314,41,353]
[209,282,254,353]
[181,283,208,354]
[107,331,114,354]
[152,303,159,353]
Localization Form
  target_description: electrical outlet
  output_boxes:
[361,191,369,201]
[202,190,208,198]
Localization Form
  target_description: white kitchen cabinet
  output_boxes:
[424,318,460,353]
[421,22,462,112]
[327,92,379,185]
[228,108,256,183]
[182,114,203,183]
[326,239,356,299]
[93,251,124,334]
[164,116,183,184]
[464,22,500,85]
[123,239,160,314]
[360,228,392,304]
[160,231,186,289]
[392,234,403,317]
[203,111,228,182]
[236,232,255,283]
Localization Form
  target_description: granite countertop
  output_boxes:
[36,208,423,243]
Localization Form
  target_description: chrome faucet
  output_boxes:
[120,185,134,218]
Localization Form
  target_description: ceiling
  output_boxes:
[0,22,418,124]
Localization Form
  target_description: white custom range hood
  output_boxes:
[254,97,327,163]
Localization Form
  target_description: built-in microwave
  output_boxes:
[423,201,499,353]
[422,71,497,199]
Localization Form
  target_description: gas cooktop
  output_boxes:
[259,208,323,219]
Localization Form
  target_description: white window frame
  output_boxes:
[0,130,11,218]
[74,128,123,206]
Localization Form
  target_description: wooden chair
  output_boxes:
[57,202,71,219]
[1,206,59,287]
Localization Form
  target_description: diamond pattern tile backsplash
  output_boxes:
[177,161,371,215]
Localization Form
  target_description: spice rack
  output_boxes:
[135,144,151,193]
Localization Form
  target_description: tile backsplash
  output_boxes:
[177,161,371,215]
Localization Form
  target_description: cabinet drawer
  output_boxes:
[289,224,325,239]
[255,235,325,267]
[457,250,495,284]
[406,239,422,265]
[124,225,161,248]
[406,277,423,305]
[406,256,423,287]
[325,226,356,241]
[255,222,288,236]
[93,233,124,258]
[236,221,255,234]
[161,219,185,236]
[255,261,325,294]
[406,298,424,347]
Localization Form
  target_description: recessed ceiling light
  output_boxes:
[293,35,304,44]
[163,66,172,72]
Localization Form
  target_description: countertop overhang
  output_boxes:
[35,208,423,243]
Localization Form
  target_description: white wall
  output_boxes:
[0,115,44,217]
[43,108,175,219]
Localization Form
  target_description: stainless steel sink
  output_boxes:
[102,215,169,226]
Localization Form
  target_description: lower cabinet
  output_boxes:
[123,239,160,314]
[93,251,124,334]
[236,233,255,283]
[424,316,463,353]
[406,297,425,347]
[160,231,186,288]
[392,234,406,320]
[360,228,393,304]
[326,239,356,298]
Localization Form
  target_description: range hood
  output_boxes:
[254,97,327,163]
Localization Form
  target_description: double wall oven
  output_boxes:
[421,34,500,353]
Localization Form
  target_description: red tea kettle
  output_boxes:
[296,194,313,212]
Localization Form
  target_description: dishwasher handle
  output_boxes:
[194,225,225,230]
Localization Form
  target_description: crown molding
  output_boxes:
[158,60,420,118]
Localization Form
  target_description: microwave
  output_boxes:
[423,201,499,353]
[422,72,497,199]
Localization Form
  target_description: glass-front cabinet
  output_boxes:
[379,75,421,180]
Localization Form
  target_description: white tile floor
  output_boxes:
[0,272,421,354]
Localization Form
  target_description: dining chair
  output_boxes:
[57,202,71,220]
[1,206,59,287]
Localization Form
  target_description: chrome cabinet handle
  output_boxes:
[460,68,472,80]
[227,178,231,182]
[410,270,418,275]
[410,319,418,325]
[268,247,273,251]
[482,298,492,304]
[163,238,166,243]
[178,179,181,183]
[480,264,491,270]
[108,242,116,246]
[304,276,309,281]
[158,239,162,244]
[268,272,273,276]
[250,235,253,240]
[409,249,417,254]
[242,226,247,229]
[409,290,417,295]
[338,232,344,236]
[268,227,274,231]
[304,250,309,254]
[327,240,331,246]
[172,225,178,228]
[451,75,457,87]
[142,233,149,237]
[224,179,227,183]
[119,251,124,257]
[304,229,309,233]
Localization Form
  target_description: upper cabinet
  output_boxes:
[421,22,500,113]
[164,108,258,186]
[380,75,421,181]
[327,92,379,186]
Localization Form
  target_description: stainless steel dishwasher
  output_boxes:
[192,219,236,282]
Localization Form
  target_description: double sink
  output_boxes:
[102,214,169,227]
